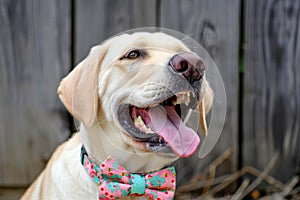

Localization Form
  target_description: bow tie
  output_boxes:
[81,146,176,200]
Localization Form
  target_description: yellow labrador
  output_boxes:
[22,32,213,200]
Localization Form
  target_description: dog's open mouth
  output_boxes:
[118,90,201,158]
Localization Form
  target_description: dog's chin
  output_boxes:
[121,131,178,159]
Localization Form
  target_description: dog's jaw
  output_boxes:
[79,123,178,173]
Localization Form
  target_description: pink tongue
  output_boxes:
[148,106,200,157]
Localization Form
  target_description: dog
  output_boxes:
[21,32,213,199]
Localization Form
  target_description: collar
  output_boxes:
[80,145,102,184]
[80,145,176,199]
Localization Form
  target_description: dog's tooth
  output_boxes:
[173,91,191,106]
[145,126,155,134]
[146,127,153,134]
[134,115,155,134]
[173,97,179,105]
[134,116,143,126]
[158,136,163,143]
[185,93,190,105]
[172,98,179,105]
[183,109,192,124]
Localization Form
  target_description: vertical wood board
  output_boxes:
[243,0,300,181]
[0,0,71,185]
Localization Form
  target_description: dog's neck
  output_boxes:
[78,123,177,173]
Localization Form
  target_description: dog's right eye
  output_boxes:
[122,50,143,60]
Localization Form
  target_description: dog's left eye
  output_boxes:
[124,50,142,60]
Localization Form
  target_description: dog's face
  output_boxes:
[58,32,213,162]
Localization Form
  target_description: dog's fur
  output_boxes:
[22,32,213,199]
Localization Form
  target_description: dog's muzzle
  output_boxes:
[117,52,206,158]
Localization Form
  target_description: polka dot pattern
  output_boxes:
[81,151,176,200]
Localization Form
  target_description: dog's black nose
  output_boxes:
[169,52,205,84]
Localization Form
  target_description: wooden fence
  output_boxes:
[0,0,299,194]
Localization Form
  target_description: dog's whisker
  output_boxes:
[183,109,193,124]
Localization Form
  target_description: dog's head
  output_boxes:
[58,32,213,166]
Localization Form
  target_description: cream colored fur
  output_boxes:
[21,32,213,200]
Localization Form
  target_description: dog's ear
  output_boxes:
[199,82,214,135]
[57,43,110,127]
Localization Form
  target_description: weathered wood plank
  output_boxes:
[0,188,26,200]
[160,0,240,184]
[243,0,300,181]
[0,0,70,185]
[75,0,157,63]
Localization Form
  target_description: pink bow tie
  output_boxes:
[81,147,176,200]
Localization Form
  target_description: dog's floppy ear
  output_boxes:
[199,82,214,135]
[57,43,110,127]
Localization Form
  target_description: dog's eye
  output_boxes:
[124,50,142,60]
